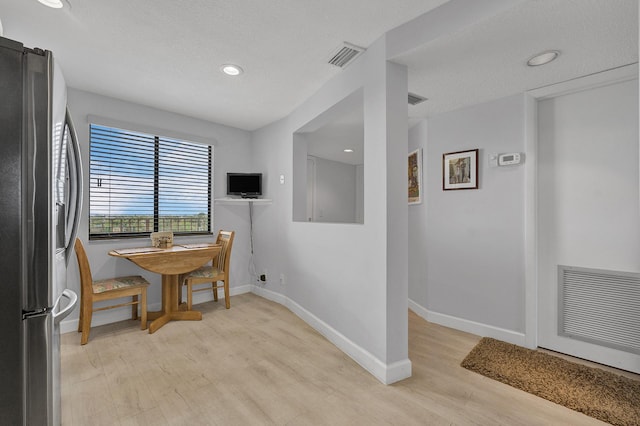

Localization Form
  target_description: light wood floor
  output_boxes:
[61,293,630,425]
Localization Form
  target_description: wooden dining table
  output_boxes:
[109,243,221,334]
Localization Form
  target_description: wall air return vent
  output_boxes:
[558,265,640,355]
[408,93,428,106]
[328,43,365,68]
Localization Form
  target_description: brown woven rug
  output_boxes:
[461,337,640,426]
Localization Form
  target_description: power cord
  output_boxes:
[248,200,261,284]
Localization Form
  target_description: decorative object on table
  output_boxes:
[151,231,173,248]
[408,148,422,205]
[74,238,149,345]
[179,230,235,309]
[461,337,640,426]
[443,148,478,190]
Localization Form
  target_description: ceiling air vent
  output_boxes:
[328,43,365,68]
[408,92,428,106]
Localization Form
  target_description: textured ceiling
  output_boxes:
[0,0,637,133]
[396,0,638,121]
[0,0,446,131]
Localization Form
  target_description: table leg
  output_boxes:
[148,274,173,334]
[168,273,202,320]
[148,273,202,334]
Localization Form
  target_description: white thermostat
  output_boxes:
[498,152,523,166]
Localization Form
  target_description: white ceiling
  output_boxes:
[0,0,446,131]
[0,0,637,135]
[396,0,638,121]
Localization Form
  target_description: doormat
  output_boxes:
[460,337,640,426]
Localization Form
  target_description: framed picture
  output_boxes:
[443,149,478,190]
[408,149,422,204]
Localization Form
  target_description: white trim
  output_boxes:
[408,299,526,347]
[60,284,252,334]
[252,285,411,384]
[528,63,638,100]
[87,114,217,146]
[523,93,538,349]
[250,284,287,305]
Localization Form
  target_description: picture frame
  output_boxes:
[408,148,422,204]
[443,149,478,190]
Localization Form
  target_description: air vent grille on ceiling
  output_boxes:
[328,43,365,68]
[408,93,428,106]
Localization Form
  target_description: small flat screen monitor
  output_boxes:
[227,173,262,198]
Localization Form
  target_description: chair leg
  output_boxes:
[77,298,84,332]
[187,280,193,310]
[140,289,147,330]
[224,279,230,309]
[213,281,219,302]
[132,295,139,320]
[80,302,92,345]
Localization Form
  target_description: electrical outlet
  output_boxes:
[260,274,266,282]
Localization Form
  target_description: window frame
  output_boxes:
[88,123,213,240]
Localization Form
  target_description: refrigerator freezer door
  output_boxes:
[24,312,54,426]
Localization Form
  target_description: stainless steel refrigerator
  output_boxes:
[0,36,82,425]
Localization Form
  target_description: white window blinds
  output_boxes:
[89,124,211,239]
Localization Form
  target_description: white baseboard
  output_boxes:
[250,284,287,305]
[408,299,526,347]
[252,285,411,385]
[60,284,252,334]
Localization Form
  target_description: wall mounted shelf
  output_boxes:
[214,198,272,205]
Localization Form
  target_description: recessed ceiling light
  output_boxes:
[221,64,243,76]
[343,149,354,153]
[37,0,63,8]
[527,50,559,67]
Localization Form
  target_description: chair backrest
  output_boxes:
[213,230,235,274]
[74,238,94,300]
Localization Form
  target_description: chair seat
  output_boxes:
[92,275,150,294]
[186,265,221,279]
[179,230,234,310]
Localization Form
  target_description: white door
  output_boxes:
[537,77,640,373]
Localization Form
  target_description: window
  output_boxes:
[89,124,212,239]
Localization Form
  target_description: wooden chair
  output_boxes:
[180,230,235,309]
[74,238,150,345]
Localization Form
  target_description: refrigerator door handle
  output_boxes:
[53,289,77,325]
[64,107,83,266]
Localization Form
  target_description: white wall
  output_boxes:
[250,35,410,383]
[311,156,357,223]
[408,120,428,307]
[64,89,253,330]
[409,94,527,343]
[356,164,364,223]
